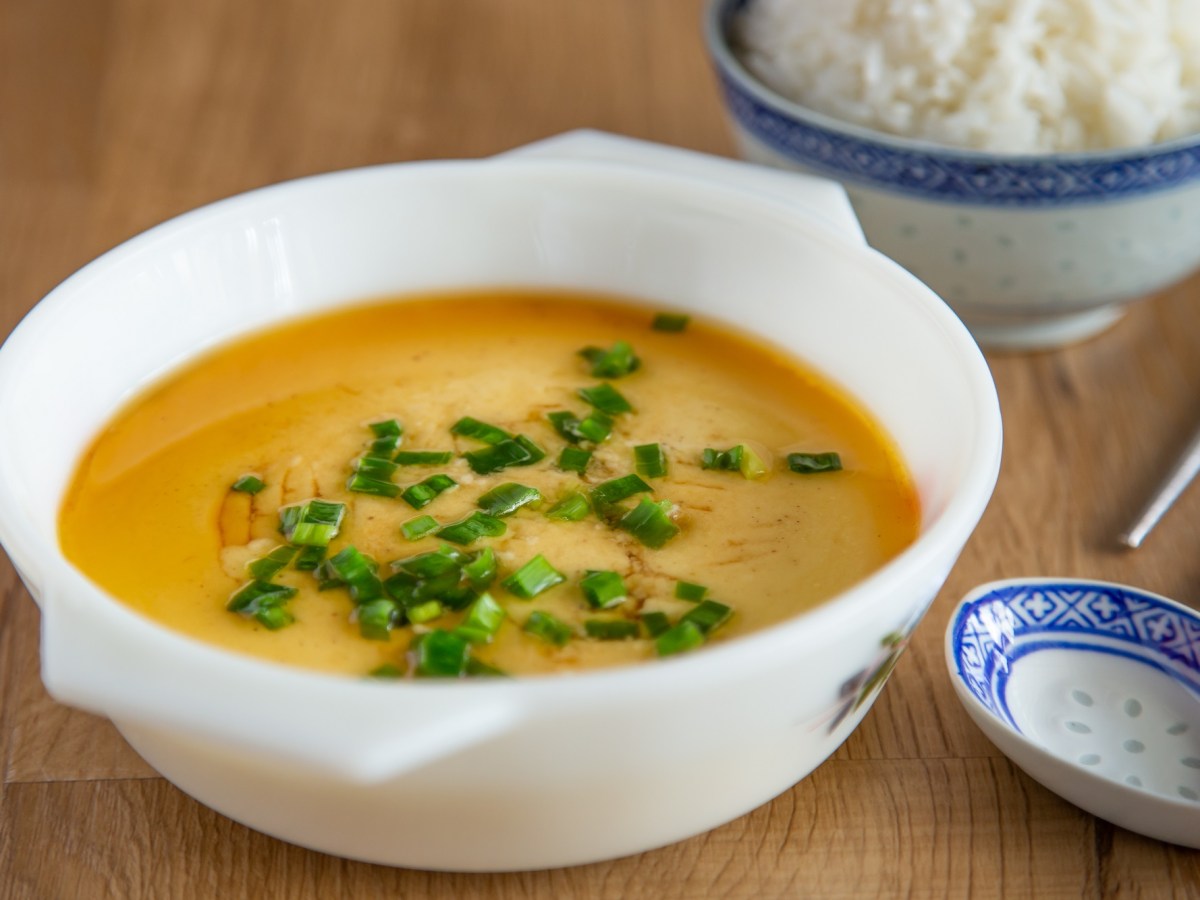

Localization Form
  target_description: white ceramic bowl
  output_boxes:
[704,0,1200,349]
[0,132,1001,871]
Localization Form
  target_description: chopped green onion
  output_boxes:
[391,545,464,578]
[368,663,403,679]
[547,411,586,444]
[476,482,541,517]
[385,563,442,601]
[410,568,463,603]
[674,580,708,602]
[465,658,509,678]
[579,570,627,609]
[401,514,440,541]
[681,599,733,635]
[407,599,444,625]
[641,611,671,637]
[557,446,592,474]
[584,619,640,640]
[400,546,462,578]
[513,434,546,464]
[578,383,633,415]
[352,456,399,480]
[579,340,640,378]
[738,445,768,479]
[392,580,450,611]
[231,474,265,494]
[382,571,416,605]
[280,498,346,547]
[463,436,544,475]
[411,629,470,677]
[421,472,457,494]
[438,587,477,612]
[254,605,295,631]
[347,454,401,497]
[314,560,344,591]
[503,554,565,599]
[365,420,404,459]
[227,580,296,612]
[634,443,668,478]
[456,592,506,644]
[366,436,401,459]
[651,312,690,332]
[278,504,302,537]
[590,473,653,506]
[618,497,679,548]
[576,410,614,444]
[545,492,591,521]
[436,511,507,545]
[366,438,403,459]
[523,610,573,646]
[451,416,512,445]
[787,452,843,474]
[462,546,497,588]
[655,620,705,656]
[227,580,298,630]
[247,545,298,581]
[370,419,403,439]
[393,450,454,466]
[702,444,768,479]
[346,473,399,496]
[701,446,739,471]
[293,545,327,572]
[435,542,470,561]
[358,598,400,640]
[401,473,458,509]
[327,546,384,603]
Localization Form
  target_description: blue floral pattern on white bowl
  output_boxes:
[716,75,1200,207]
[945,578,1200,846]
[704,0,1200,348]
[950,580,1200,732]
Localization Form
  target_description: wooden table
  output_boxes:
[2,1,1198,896]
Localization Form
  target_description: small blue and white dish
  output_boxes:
[703,0,1200,349]
[947,578,1200,847]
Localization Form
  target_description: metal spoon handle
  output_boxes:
[1119,423,1200,549]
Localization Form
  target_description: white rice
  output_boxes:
[734,0,1200,152]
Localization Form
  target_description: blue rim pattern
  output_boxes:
[712,1,1200,206]
[950,582,1200,731]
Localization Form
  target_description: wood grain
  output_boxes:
[0,760,1110,900]
[2,0,1199,896]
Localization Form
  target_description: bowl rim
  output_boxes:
[702,0,1200,165]
[0,154,1003,707]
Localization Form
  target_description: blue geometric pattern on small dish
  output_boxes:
[716,73,1200,207]
[949,582,1200,730]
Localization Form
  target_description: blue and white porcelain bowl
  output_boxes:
[704,0,1200,349]
[947,578,1200,847]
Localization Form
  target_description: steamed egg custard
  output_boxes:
[58,293,919,677]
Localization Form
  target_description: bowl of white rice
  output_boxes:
[704,0,1200,349]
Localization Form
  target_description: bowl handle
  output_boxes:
[38,577,526,783]
[499,129,866,245]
